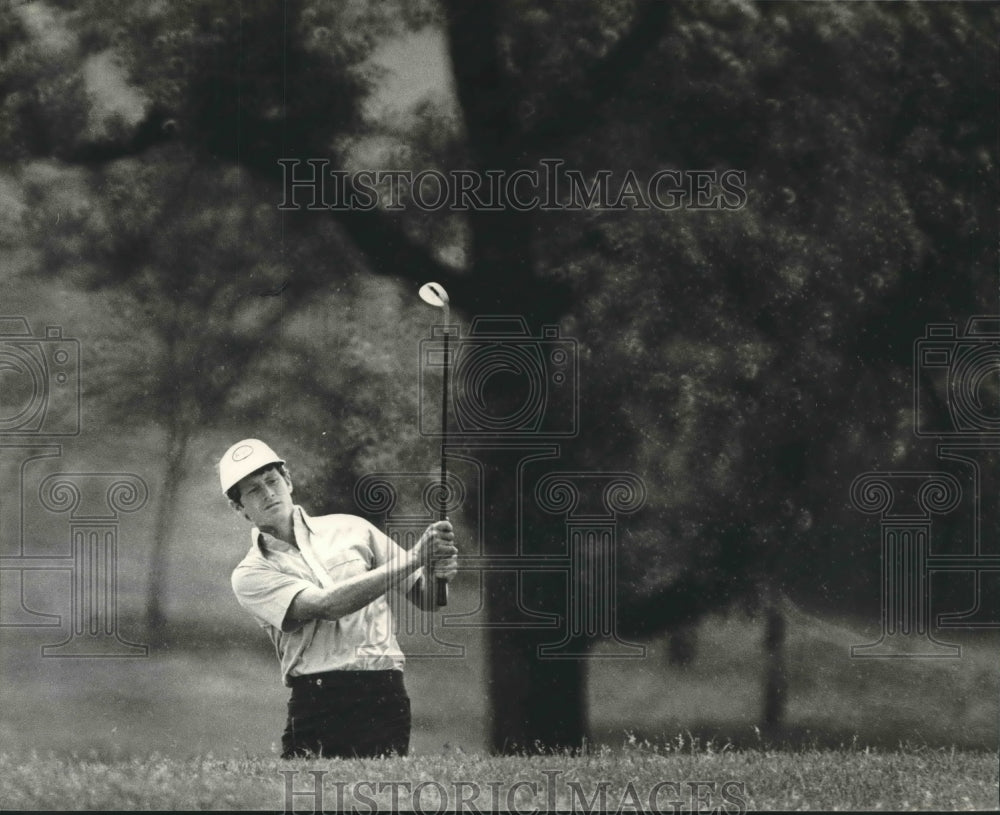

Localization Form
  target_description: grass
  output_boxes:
[2,422,997,808]
[3,605,996,762]
[588,603,1000,752]
[2,609,997,810]
[1,745,996,810]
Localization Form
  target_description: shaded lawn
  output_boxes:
[1,605,997,764]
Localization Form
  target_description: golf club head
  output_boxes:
[418,282,450,308]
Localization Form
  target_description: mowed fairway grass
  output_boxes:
[1,747,997,810]
[1,427,997,813]
[2,605,998,810]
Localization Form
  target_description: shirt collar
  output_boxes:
[254,505,314,554]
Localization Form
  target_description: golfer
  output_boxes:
[221,438,458,759]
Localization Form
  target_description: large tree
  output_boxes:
[7,0,996,749]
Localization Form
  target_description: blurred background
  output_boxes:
[0,0,997,759]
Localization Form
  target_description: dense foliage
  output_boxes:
[4,0,996,747]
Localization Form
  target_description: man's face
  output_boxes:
[231,466,294,530]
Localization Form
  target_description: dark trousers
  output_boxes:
[281,669,411,759]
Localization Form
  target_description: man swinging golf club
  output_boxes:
[221,438,458,759]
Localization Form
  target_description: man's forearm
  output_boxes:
[289,553,422,622]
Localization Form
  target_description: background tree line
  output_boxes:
[1,0,996,751]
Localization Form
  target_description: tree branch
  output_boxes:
[326,200,475,301]
[442,0,518,161]
[63,120,469,309]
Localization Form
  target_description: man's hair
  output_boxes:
[226,462,289,504]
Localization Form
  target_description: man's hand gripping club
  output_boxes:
[287,520,458,623]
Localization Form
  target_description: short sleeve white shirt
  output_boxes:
[231,506,419,685]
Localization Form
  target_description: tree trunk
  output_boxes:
[465,206,586,753]
[145,414,189,642]
[441,0,660,752]
[762,590,788,735]
[482,460,586,752]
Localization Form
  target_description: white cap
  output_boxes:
[219,439,285,494]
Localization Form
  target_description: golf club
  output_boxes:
[418,281,450,607]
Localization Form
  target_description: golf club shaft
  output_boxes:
[436,320,449,607]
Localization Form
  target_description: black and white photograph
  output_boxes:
[0,0,997,810]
